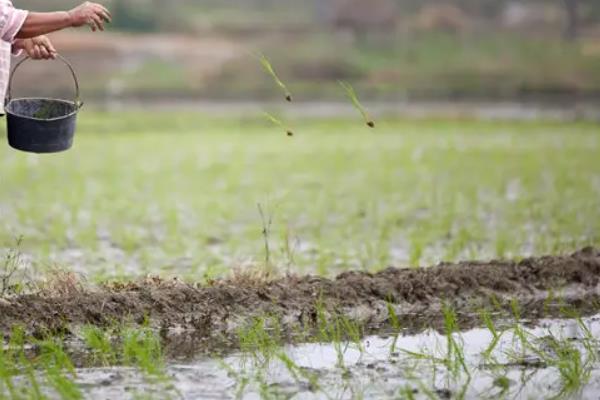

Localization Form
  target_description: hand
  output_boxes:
[68,2,112,32]
[14,36,57,60]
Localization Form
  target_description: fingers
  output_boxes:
[96,4,112,23]
[39,37,57,59]
[89,14,104,32]
[39,45,50,60]
[25,37,57,60]
[32,44,42,60]
[73,2,111,31]
[98,9,111,23]
[33,44,54,60]
[24,46,35,59]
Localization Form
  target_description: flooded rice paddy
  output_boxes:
[1,113,599,398]
[6,314,600,399]
[117,315,600,399]
[2,248,600,399]
[0,115,598,281]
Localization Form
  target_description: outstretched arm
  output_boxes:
[15,2,111,39]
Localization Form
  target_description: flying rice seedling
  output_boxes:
[338,81,375,128]
[257,53,293,102]
[264,112,294,137]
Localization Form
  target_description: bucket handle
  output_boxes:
[5,54,82,109]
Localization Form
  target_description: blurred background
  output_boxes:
[10,0,600,115]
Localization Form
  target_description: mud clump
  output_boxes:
[1,248,599,342]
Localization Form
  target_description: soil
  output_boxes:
[1,247,599,347]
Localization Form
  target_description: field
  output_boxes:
[1,112,600,398]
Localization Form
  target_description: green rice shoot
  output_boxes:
[264,112,294,136]
[257,53,293,102]
[338,80,375,128]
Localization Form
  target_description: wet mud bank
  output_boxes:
[1,248,599,344]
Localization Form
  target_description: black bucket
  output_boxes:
[5,55,82,154]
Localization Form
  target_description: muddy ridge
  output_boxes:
[1,248,599,344]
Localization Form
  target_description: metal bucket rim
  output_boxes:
[6,97,79,122]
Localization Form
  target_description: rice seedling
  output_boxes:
[398,385,418,400]
[314,300,364,368]
[81,325,116,366]
[479,308,504,363]
[543,288,557,317]
[256,53,292,102]
[545,335,589,397]
[441,304,470,378]
[256,370,278,400]
[36,337,82,400]
[507,300,538,362]
[573,315,599,365]
[263,112,294,137]
[495,231,510,259]
[402,366,441,400]
[218,359,250,399]
[1,236,25,296]
[257,203,274,269]
[409,232,425,268]
[121,326,164,376]
[338,81,375,128]
[314,298,333,342]
[276,352,320,392]
[0,326,42,399]
[238,316,282,367]
[281,226,298,271]
[386,300,402,354]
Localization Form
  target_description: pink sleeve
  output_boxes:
[0,1,28,43]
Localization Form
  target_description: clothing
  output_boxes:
[0,0,27,113]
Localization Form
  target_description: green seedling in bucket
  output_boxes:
[339,81,375,128]
[257,53,293,102]
[33,103,59,120]
[264,112,294,137]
